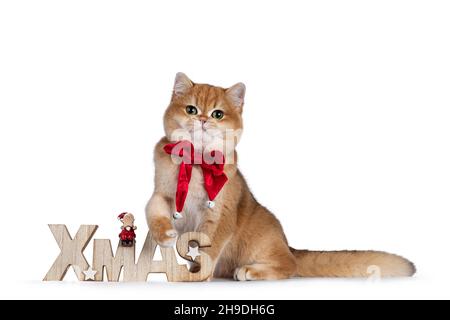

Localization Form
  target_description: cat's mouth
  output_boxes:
[186,121,223,138]
[191,129,224,141]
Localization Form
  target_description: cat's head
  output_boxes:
[163,73,245,156]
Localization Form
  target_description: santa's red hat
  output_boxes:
[118,212,128,220]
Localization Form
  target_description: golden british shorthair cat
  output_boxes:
[146,73,415,280]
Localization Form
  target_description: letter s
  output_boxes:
[176,232,214,281]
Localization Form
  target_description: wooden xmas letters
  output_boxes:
[44,224,213,282]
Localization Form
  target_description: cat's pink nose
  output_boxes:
[198,116,207,128]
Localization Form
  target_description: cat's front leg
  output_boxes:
[146,192,178,247]
[195,214,234,279]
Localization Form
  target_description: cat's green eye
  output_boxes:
[211,110,224,120]
[186,105,198,115]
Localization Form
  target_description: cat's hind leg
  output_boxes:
[233,247,297,281]
[233,261,296,281]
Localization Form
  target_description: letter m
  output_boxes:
[92,239,136,281]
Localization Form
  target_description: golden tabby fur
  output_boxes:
[146,73,415,280]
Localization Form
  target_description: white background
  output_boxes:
[1,0,449,300]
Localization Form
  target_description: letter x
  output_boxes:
[43,224,98,281]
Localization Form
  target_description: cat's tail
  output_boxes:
[289,248,416,278]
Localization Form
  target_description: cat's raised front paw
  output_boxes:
[151,216,178,247]
[160,229,178,247]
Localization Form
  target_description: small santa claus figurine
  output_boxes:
[118,212,137,247]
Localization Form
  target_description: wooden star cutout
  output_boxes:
[186,246,201,261]
[83,266,97,281]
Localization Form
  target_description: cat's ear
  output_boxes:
[173,72,193,96]
[226,82,246,109]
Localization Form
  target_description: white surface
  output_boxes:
[0,278,435,300]
[0,0,449,300]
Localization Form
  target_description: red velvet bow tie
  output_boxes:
[164,141,228,218]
